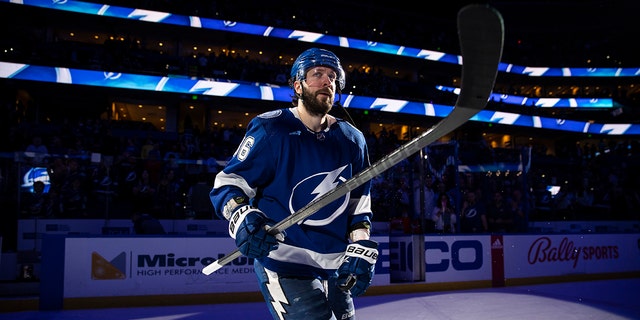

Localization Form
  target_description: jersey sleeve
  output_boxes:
[210,117,275,220]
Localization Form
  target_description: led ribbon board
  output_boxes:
[2,0,639,77]
[1,62,637,135]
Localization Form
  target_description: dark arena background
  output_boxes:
[0,1,639,319]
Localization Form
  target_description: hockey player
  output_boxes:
[210,47,377,320]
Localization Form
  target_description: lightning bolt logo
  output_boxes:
[416,49,446,62]
[103,72,122,80]
[370,98,408,113]
[223,21,237,27]
[311,167,343,198]
[288,30,323,43]
[489,111,520,125]
[265,269,288,319]
[128,9,171,22]
[535,98,561,108]
[189,80,239,96]
[290,165,349,226]
[600,124,631,135]
[522,67,550,77]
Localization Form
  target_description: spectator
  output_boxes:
[47,135,66,158]
[186,172,214,219]
[510,189,529,233]
[25,181,48,217]
[140,138,155,159]
[131,212,166,234]
[131,169,157,213]
[432,193,457,233]
[154,169,184,219]
[391,177,412,227]
[25,135,49,165]
[59,176,88,218]
[413,173,436,233]
[553,184,576,220]
[575,178,595,208]
[460,189,488,233]
[486,191,514,233]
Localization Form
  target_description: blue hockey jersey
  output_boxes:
[210,107,373,279]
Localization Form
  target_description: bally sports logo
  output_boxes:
[91,251,126,280]
[527,236,619,268]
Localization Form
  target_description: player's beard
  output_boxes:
[300,86,333,117]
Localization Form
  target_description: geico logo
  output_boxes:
[425,240,483,272]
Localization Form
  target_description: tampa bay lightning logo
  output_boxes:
[290,165,350,226]
[22,167,50,188]
[103,72,122,80]
[258,110,282,119]
[464,207,478,219]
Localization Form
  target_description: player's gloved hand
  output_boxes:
[334,239,378,297]
[228,205,285,259]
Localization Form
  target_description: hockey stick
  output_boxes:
[203,4,504,275]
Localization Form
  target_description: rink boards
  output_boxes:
[38,232,640,310]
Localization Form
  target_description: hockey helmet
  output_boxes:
[290,48,345,90]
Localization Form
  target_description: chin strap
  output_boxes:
[333,90,357,128]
